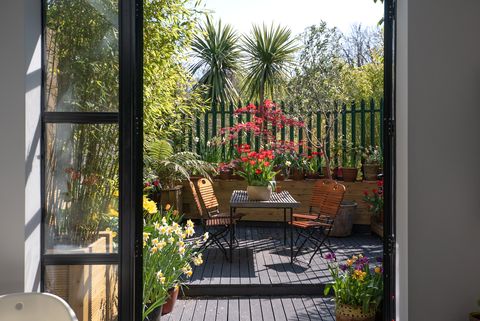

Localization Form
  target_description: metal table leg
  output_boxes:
[290,207,294,264]
[283,208,287,246]
[229,206,233,262]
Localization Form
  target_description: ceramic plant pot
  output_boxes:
[336,303,375,321]
[246,185,272,201]
[161,287,179,315]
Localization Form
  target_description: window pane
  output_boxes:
[45,0,119,112]
[45,265,118,321]
[45,124,119,254]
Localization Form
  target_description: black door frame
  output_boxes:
[383,0,397,320]
[40,0,144,320]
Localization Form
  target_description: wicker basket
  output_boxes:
[336,303,375,321]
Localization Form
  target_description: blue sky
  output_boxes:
[200,0,383,36]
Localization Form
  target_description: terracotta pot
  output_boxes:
[336,303,375,321]
[333,167,342,179]
[470,312,480,321]
[306,172,321,179]
[161,287,179,315]
[219,168,233,180]
[341,168,358,182]
[246,185,272,201]
[363,164,380,181]
[290,168,305,180]
[146,305,163,321]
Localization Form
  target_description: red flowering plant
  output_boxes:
[236,146,277,187]
[219,100,305,149]
[305,151,324,174]
[362,179,384,218]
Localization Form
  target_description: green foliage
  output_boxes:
[242,24,299,104]
[191,17,241,106]
[143,0,207,144]
[145,139,215,189]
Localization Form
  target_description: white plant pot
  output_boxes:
[246,185,272,201]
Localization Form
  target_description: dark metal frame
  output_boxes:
[383,0,397,320]
[40,0,143,320]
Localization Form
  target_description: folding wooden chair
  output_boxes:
[290,179,346,265]
[189,179,237,260]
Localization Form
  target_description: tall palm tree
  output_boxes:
[191,18,241,106]
[242,24,299,110]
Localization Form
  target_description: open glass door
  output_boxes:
[41,0,143,320]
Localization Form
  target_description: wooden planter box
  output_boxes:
[183,179,380,226]
[45,231,118,321]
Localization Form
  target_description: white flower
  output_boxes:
[206,140,211,147]
[194,136,200,143]
[193,253,203,266]
[202,232,209,242]
[285,161,292,167]
[156,271,165,284]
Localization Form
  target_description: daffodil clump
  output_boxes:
[324,253,384,315]
[142,199,207,320]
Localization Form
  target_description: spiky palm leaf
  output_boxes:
[242,24,299,104]
[191,17,241,106]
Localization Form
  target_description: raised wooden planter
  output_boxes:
[45,231,118,321]
[183,179,381,226]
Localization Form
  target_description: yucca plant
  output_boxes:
[191,17,241,106]
[242,24,299,110]
[145,139,216,189]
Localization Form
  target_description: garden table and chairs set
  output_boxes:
[189,178,346,265]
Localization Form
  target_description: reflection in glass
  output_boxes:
[45,265,118,321]
[45,124,119,254]
[45,0,119,112]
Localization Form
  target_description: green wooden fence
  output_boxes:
[183,99,384,163]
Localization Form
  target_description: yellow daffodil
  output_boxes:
[150,246,158,254]
[151,238,159,246]
[182,265,192,277]
[143,196,158,214]
[177,240,185,247]
[113,190,119,197]
[185,226,195,237]
[156,240,166,250]
[143,232,150,242]
[203,232,209,242]
[186,220,194,228]
[156,271,165,284]
[193,253,203,266]
[167,237,175,244]
[105,228,117,238]
[154,222,160,230]
[162,217,167,225]
[159,225,167,235]
[178,246,186,255]
[109,208,119,217]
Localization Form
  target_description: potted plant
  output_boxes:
[237,149,277,201]
[218,162,234,180]
[340,145,362,182]
[324,254,384,321]
[362,146,383,181]
[363,179,384,224]
[470,300,480,321]
[305,151,323,179]
[145,139,215,212]
[287,152,307,180]
[142,196,207,320]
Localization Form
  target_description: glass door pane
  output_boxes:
[45,0,119,112]
[44,123,119,254]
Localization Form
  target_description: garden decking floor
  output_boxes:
[163,296,336,321]
[186,222,382,297]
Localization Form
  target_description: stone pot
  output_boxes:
[290,168,305,180]
[341,168,358,182]
[336,303,375,321]
[363,164,381,181]
[330,201,357,237]
[470,313,480,321]
[246,185,272,201]
[161,287,179,315]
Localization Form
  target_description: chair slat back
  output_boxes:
[195,178,219,212]
[189,181,206,218]
[309,179,346,218]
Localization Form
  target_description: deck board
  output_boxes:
[187,223,382,295]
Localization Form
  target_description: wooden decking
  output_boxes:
[186,223,382,296]
[163,296,336,321]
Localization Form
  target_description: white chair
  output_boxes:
[0,292,78,321]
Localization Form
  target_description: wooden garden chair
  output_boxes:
[290,179,346,265]
[189,179,237,260]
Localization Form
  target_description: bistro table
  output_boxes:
[229,190,301,263]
